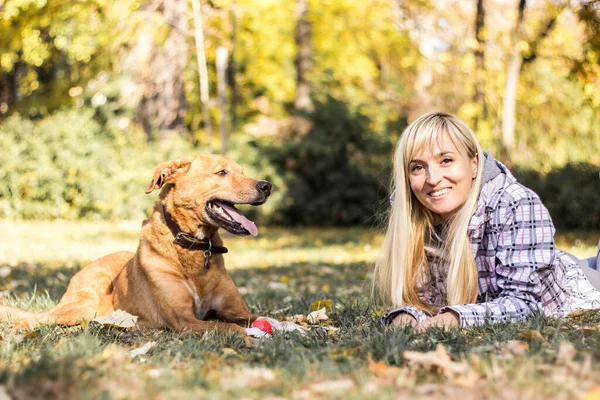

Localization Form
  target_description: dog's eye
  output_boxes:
[215,170,227,176]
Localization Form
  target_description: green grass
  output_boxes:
[1,221,600,399]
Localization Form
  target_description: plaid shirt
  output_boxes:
[383,160,600,328]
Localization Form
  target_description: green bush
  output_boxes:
[0,109,196,220]
[513,164,600,230]
[261,96,394,226]
[0,109,284,222]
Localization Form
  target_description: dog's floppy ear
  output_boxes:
[145,156,195,193]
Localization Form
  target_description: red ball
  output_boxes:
[250,319,273,334]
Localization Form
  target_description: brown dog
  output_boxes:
[0,154,271,337]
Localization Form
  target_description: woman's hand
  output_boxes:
[415,312,459,332]
[392,313,418,328]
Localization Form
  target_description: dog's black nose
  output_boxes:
[256,180,272,196]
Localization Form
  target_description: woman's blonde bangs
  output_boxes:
[401,115,478,173]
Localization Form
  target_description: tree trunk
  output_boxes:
[217,47,228,155]
[191,0,214,151]
[500,0,526,162]
[501,0,562,162]
[502,50,521,155]
[136,0,188,141]
[228,0,239,131]
[473,0,487,130]
[294,0,313,112]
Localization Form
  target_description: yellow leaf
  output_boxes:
[222,348,238,356]
[310,300,331,310]
[100,345,118,360]
[521,329,544,343]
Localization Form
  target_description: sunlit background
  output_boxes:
[0,0,598,234]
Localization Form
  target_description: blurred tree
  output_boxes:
[501,0,564,163]
[472,0,487,131]
[217,46,229,153]
[191,0,214,149]
[294,0,313,112]
[0,0,139,117]
[135,0,188,141]
[501,0,526,163]
[572,0,600,109]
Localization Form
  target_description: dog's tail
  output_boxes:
[0,302,100,330]
[0,305,50,330]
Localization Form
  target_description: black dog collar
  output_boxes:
[161,205,228,254]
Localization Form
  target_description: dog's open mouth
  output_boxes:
[206,201,258,236]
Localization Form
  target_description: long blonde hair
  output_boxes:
[373,112,485,313]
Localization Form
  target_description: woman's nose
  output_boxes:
[425,166,442,185]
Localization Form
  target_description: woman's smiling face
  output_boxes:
[408,132,478,219]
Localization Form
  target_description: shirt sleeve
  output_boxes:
[439,193,555,328]
[381,305,430,326]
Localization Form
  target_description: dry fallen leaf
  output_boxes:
[567,309,600,319]
[130,341,156,358]
[309,379,356,394]
[403,344,467,377]
[521,329,544,343]
[453,372,480,388]
[556,341,576,365]
[367,358,404,379]
[220,367,277,390]
[92,310,138,329]
[501,340,529,357]
[323,326,339,335]
[307,307,328,324]
[287,314,306,324]
[582,324,600,334]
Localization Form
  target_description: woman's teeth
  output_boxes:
[430,188,451,197]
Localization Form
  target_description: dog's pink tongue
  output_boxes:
[220,202,259,236]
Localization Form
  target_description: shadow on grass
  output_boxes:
[0,260,372,309]
[3,259,600,399]
[0,262,84,300]
[4,260,600,363]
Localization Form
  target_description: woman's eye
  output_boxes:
[411,165,424,173]
[216,170,227,176]
[441,158,453,164]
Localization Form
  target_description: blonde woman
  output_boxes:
[375,111,600,331]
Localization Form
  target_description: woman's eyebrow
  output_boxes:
[410,151,456,164]
[436,151,456,158]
